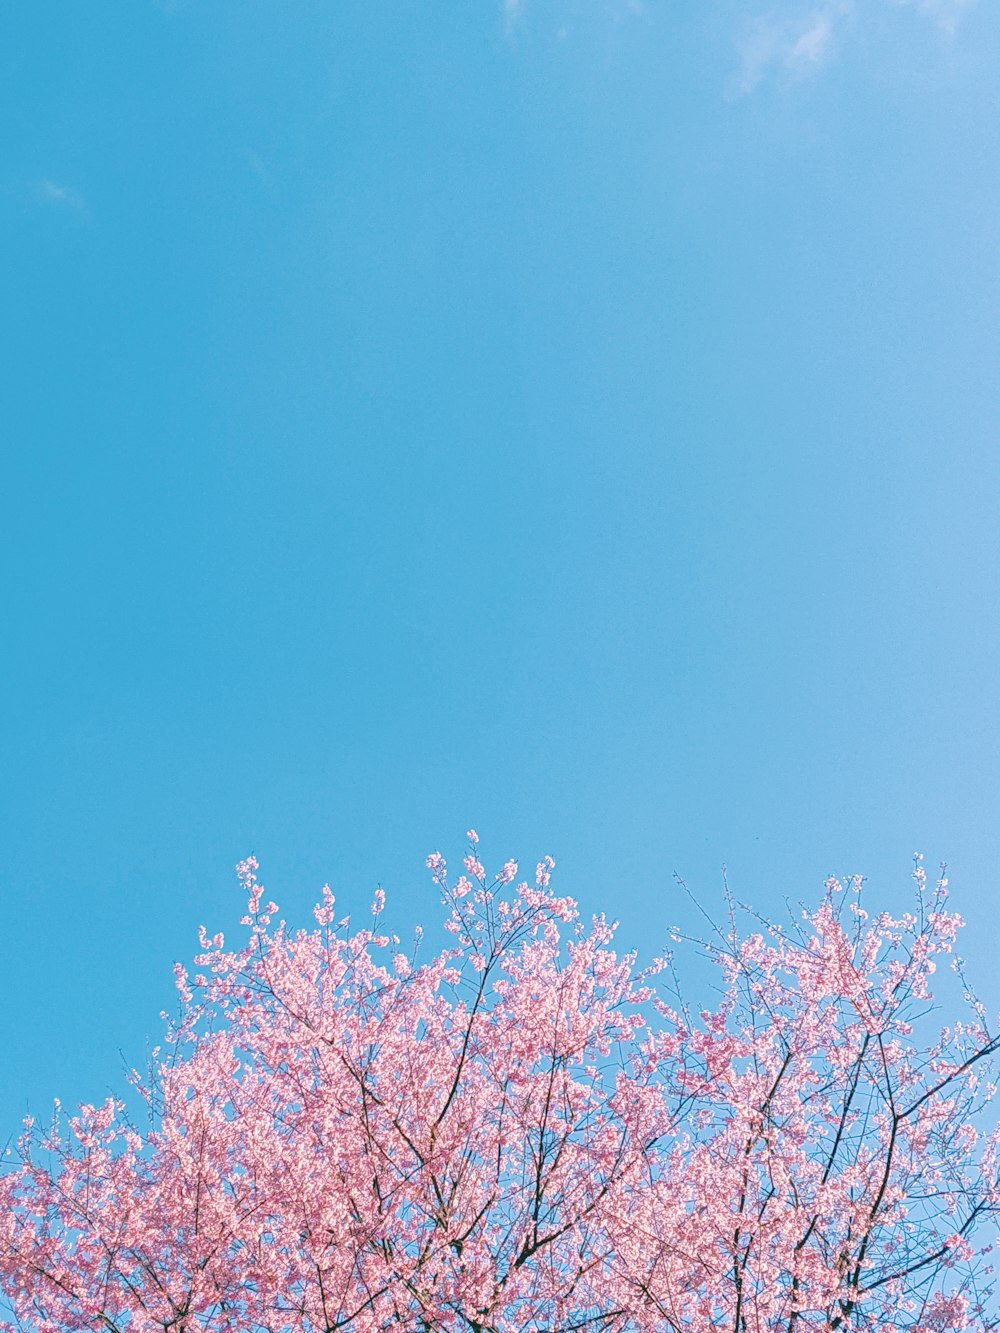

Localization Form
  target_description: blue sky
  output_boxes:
[2,0,1000,1133]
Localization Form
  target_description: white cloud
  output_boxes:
[38,179,87,212]
[731,0,977,95]
[788,12,836,63]
[503,0,523,36]
[892,0,977,37]
[499,0,978,84]
[502,0,644,38]
[731,4,851,97]
[242,148,268,181]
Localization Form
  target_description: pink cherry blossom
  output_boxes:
[0,845,997,1332]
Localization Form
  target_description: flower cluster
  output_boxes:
[0,845,996,1332]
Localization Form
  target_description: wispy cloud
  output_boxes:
[730,3,852,97]
[501,0,643,40]
[38,179,88,213]
[503,0,523,36]
[892,0,977,37]
[500,0,977,86]
[730,0,977,95]
[241,148,269,181]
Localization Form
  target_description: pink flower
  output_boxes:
[3,841,993,1333]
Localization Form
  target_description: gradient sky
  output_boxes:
[3,0,1000,1135]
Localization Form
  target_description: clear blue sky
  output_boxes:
[3,0,999,1134]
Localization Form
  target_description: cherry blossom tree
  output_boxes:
[1,838,997,1332]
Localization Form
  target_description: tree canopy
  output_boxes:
[2,840,997,1332]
